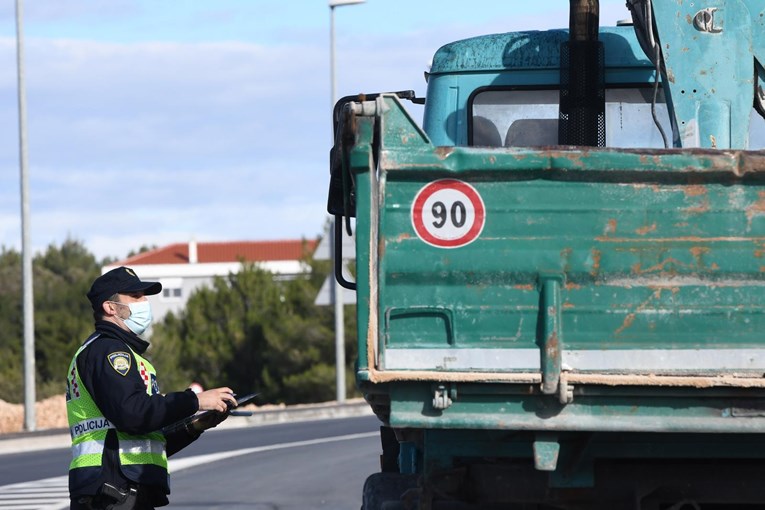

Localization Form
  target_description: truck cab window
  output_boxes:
[471,87,765,148]
[470,87,672,148]
[471,89,559,147]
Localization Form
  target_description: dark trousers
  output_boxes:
[70,485,156,510]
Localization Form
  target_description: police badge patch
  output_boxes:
[108,352,131,376]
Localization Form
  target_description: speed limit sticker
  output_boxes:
[411,179,486,248]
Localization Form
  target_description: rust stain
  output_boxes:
[558,151,585,168]
[647,285,680,295]
[590,249,602,277]
[434,146,454,159]
[597,235,760,243]
[614,314,635,336]
[563,302,576,309]
[684,196,710,214]
[631,183,663,193]
[366,369,765,387]
[614,289,661,336]
[545,331,559,359]
[513,284,535,291]
[604,219,617,236]
[560,247,572,271]
[565,282,582,290]
[684,185,707,197]
[635,223,657,236]
[670,145,765,178]
[632,257,685,275]
[745,191,765,229]
[689,246,710,268]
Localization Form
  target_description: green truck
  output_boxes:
[328,1,765,508]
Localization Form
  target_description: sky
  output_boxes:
[0,0,632,261]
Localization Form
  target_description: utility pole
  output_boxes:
[329,0,365,403]
[16,0,35,431]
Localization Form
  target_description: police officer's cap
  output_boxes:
[87,266,162,311]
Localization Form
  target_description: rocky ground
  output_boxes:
[0,396,68,434]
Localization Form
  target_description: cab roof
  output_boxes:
[430,26,652,74]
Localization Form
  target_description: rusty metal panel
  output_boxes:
[353,95,765,388]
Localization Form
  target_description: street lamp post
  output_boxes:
[329,0,364,404]
[330,0,365,109]
[15,0,35,432]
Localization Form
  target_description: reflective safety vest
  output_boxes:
[66,333,168,491]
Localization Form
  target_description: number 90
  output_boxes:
[432,200,466,229]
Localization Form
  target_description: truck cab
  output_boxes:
[424,26,765,149]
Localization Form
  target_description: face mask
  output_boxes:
[112,300,153,335]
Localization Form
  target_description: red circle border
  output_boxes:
[411,179,486,248]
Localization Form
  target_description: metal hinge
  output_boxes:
[432,384,456,410]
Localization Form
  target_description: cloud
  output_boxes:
[0,37,331,162]
[0,0,637,260]
[0,35,336,258]
[0,1,140,23]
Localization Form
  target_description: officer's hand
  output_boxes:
[192,408,230,433]
[196,387,236,413]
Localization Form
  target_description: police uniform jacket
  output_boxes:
[69,320,200,506]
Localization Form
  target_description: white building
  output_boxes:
[103,239,318,321]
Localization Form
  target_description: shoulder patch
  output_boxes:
[107,351,132,376]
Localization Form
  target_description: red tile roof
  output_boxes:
[116,239,318,266]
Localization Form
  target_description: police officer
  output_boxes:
[67,266,237,509]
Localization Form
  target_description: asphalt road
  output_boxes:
[0,415,382,509]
